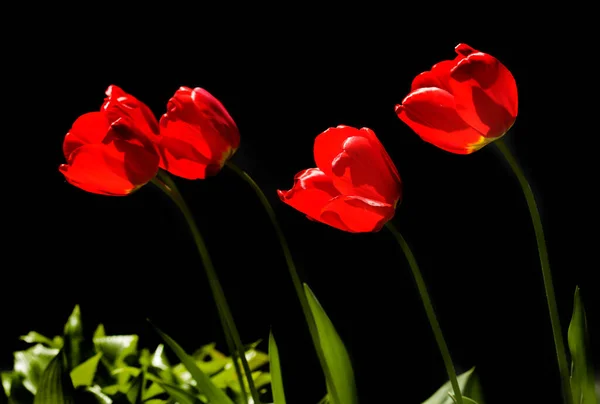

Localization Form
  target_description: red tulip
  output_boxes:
[395,43,518,154]
[59,86,160,196]
[157,87,240,180]
[278,125,402,233]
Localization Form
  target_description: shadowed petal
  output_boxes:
[321,195,396,233]
[59,140,159,196]
[395,87,486,154]
[449,52,518,137]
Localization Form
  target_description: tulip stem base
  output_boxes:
[225,161,341,404]
[385,222,463,404]
[151,172,260,404]
[495,139,572,404]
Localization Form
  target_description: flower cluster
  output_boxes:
[57,44,585,404]
[60,85,240,195]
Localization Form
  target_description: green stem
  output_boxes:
[151,172,260,404]
[385,222,463,404]
[225,161,340,404]
[495,138,572,404]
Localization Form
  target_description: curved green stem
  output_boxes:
[495,138,572,404]
[151,172,260,404]
[385,222,463,404]
[225,161,340,404]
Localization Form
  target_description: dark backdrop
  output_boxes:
[3,7,596,404]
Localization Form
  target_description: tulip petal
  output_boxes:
[454,43,478,57]
[277,168,340,221]
[156,132,223,180]
[411,60,456,92]
[102,85,160,139]
[173,87,240,150]
[321,195,395,233]
[59,140,159,196]
[395,87,487,154]
[158,87,240,179]
[62,112,110,160]
[449,52,518,137]
[409,44,478,93]
[314,126,402,203]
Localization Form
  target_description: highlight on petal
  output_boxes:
[102,85,160,139]
[454,43,478,57]
[320,195,396,233]
[395,87,487,154]
[314,126,402,203]
[449,52,518,137]
[62,112,110,160]
[59,139,159,196]
[277,168,340,222]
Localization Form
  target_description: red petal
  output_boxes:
[102,85,160,139]
[411,60,457,92]
[454,43,478,57]
[449,52,518,138]
[158,87,240,179]
[395,88,488,154]
[313,126,402,204]
[63,112,110,160]
[59,139,159,196]
[409,44,479,93]
[321,195,395,233]
[277,168,340,223]
[156,134,222,180]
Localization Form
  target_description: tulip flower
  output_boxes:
[157,86,240,180]
[278,125,402,233]
[395,43,518,154]
[59,86,161,196]
[60,85,240,195]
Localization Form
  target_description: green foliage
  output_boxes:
[1,306,272,404]
[568,287,597,404]
[303,283,358,404]
[422,368,484,404]
[267,332,285,404]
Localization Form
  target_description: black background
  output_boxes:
[3,6,597,404]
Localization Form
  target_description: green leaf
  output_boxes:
[156,381,203,404]
[94,335,138,367]
[79,385,113,403]
[20,332,62,349]
[2,371,34,403]
[150,322,234,404]
[150,345,171,371]
[268,331,286,404]
[303,283,358,404]
[71,353,103,387]
[13,343,60,394]
[142,381,165,401]
[449,396,479,404]
[94,334,138,390]
[33,350,76,404]
[125,370,144,404]
[94,324,106,339]
[568,286,597,404]
[209,346,269,393]
[191,344,230,375]
[64,305,84,369]
[1,380,7,404]
[422,367,485,404]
